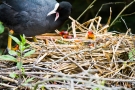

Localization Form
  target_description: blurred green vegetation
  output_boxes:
[58,0,135,33]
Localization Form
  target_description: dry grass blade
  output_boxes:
[1,1,135,89]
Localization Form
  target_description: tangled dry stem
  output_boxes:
[0,15,135,90]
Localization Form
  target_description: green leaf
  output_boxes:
[93,88,100,90]
[24,49,35,57]
[9,35,20,45]
[0,22,4,34]
[21,67,25,74]
[8,50,17,56]
[128,49,135,61]
[20,34,26,45]
[17,62,23,70]
[0,55,17,62]
[24,78,34,84]
[25,44,30,48]
[101,80,105,86]
[19,43,25,52]
[9,72,17,78]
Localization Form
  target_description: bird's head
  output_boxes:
[47,1,72,21]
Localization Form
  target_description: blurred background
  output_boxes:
[57,0,135,33]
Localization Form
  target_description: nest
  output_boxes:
[0,16,135,90]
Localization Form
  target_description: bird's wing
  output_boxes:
[0,0,57,24]
[0,0,58,36]
[2,0,57,11]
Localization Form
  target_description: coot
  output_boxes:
[0,0,72,37]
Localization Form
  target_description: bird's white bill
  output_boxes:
[55,12,59,21]
[47,10,56,16]
[47,3,60,21]
[47,3,59,16]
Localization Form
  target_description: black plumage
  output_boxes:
[0,0,72,37]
